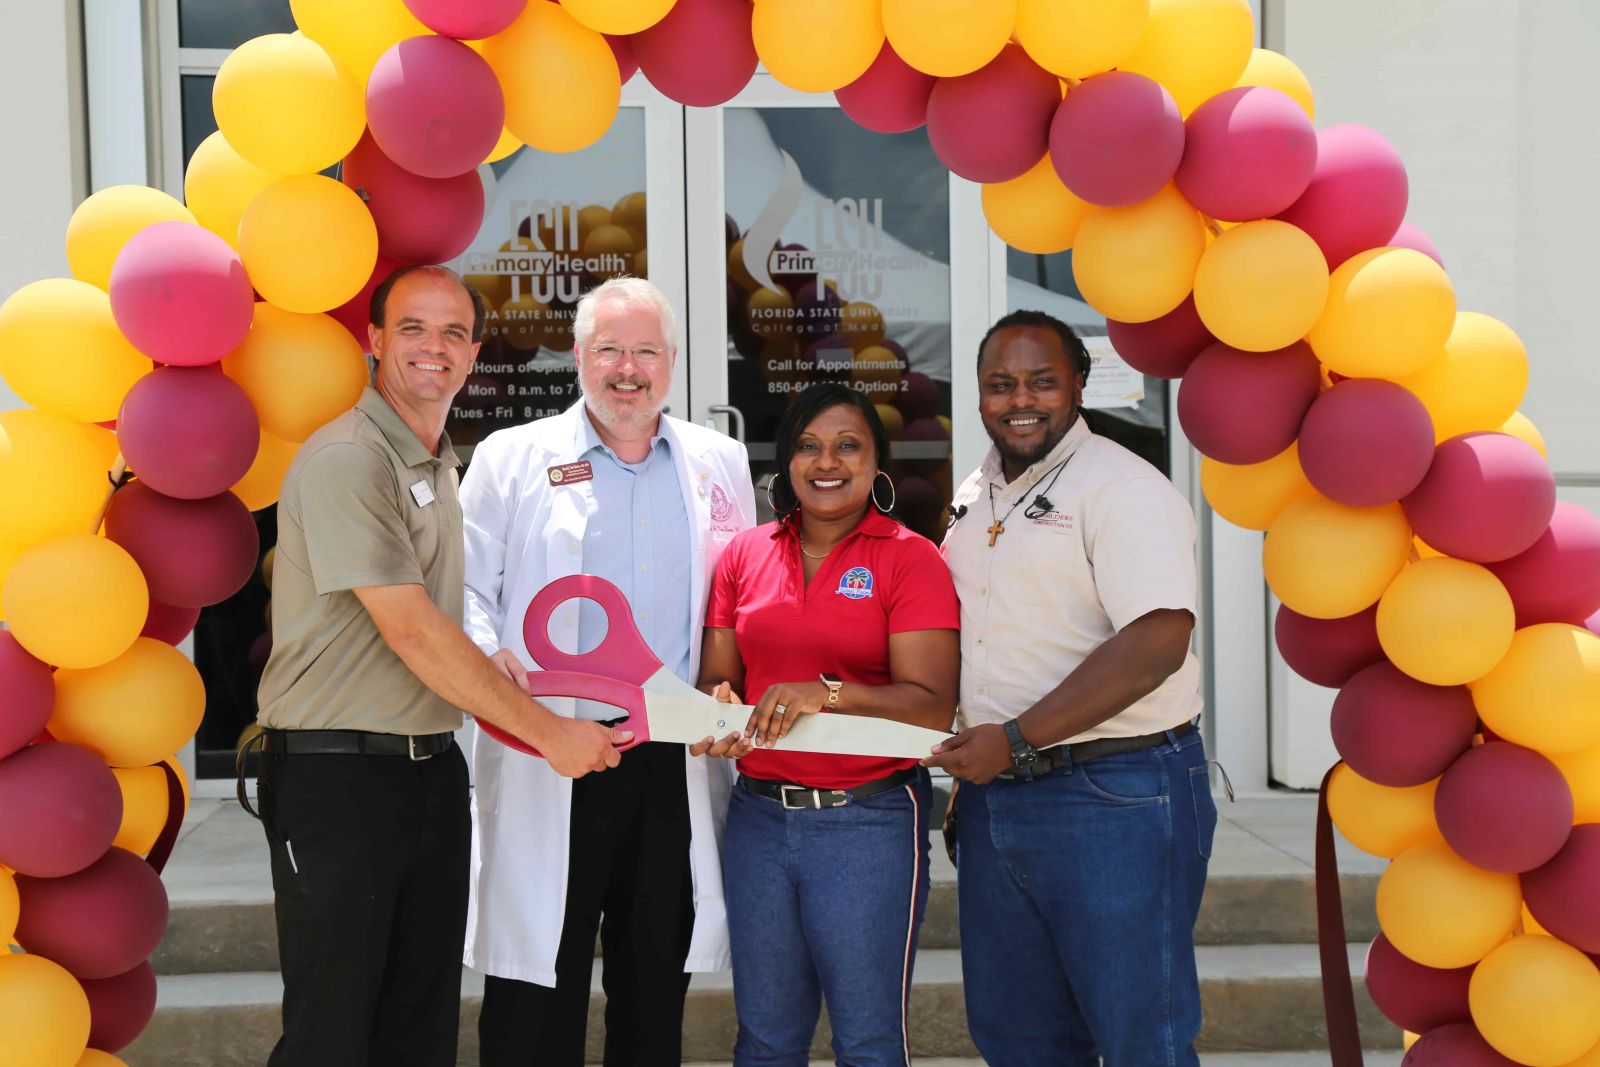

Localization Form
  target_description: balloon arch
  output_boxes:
[3,1,1600,1064]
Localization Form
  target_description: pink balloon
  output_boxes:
[927,44,1060,184]
[83,961,158,1054]
[328,254,403,351]
[1274,603,1385,689]
[1049,71,1184,208]
[1404,1023,1520,1066]
[1365,932,1473,1034]
[0,742,123,878]
[0,631,54,761]
[401,0,526,39]
[119,366,260,500]
[140,598,202,645]
[1106,295,1214,379]
[1388,219,1443,267]
[343,133,485,266]
[1298,379,1435,506]
[1524,824,1600,953]
[15,846,170,979]
[1176,340,1322,465]
[606,33,637,85]
[367,36,504,180]
[1402,432,1557,563]
[1275,125,1408,269]
[632,0,757,107]
[1434,742,1572,873]
[835,41,937,134]
[1330,662,1478,788]
[105,482,260,608]
[1175,86,1318,222]
[108,221,253,367]
[1485,501,1600,628]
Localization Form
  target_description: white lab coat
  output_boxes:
[459,403,756,986]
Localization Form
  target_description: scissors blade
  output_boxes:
[641,694,949,759]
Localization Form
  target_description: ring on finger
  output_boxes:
[774,703,788,715]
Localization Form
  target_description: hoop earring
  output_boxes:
[871,470,896,513]
[765,475,797,517]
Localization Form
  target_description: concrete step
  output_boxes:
[123,945,1402,1066]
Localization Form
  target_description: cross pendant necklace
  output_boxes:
[985,453,1076,549]
[986,520,1006,547]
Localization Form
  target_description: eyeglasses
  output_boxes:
[589,344,667,364]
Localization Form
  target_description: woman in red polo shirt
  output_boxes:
[693,382,959,1067]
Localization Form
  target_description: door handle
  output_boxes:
[705,404,746,443]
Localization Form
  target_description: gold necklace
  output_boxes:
[797,533,830,560]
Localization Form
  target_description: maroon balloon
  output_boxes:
[118,366,260,500]
[896,371,942,423]
[329,254,403,351]
[927,44,1061,184]
[793,280,843,343]
[1388,219,1444,267]
[367,36,505,179]
[1176,340,1322,465]
[901,416,950,478]
[1486,501,1600,628]
[0,631,54,760]
[1049,71,1183,208]
[15,846,170,979]
[0,742,122,878]
[1297,379,1435,507]
[140,597,202,645]
[835,41,937,134]
[632,0,757,107]
[1365,932,1473,1034]
[1434,742,1573,873]
[1274,603,1385,688]
[1330,662,1478,788]
[82,961,158,1054]
[108,221,255,367]
[893,473,944,538]
[105,481,260,608]
[1106,295,1213,380]
[343,132,485,266]
[1275,124,1409,269]
[1175,86,1317,222]
[606,33,637,85]
[1404,1023,1520,1066]
[403,0,525,39]
[1403,432,1557,563]
[1524,824,1600,953]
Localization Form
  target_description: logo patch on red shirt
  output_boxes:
[836,566,874,600]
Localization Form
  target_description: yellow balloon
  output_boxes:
[1377,840,1522,969]
[1015,0,1148,79]
[1200,442,1316,531]
[1234,48,1314,120]
[612,191,648,245]
[111,759,189,856]
[485,3,620,154]
[0,867,16,943]
[1470,936,1600,1066]
[1308,247,1457,380]
[239,175,377,314]
[50,637,206,768]
[1550,741,1600,824]
[232,431,301,512]
[1400,312,1529,442]
[1263,495,1412,620]
[1472,624,1600,755]
[1073,184,1207,323]
[1376,558,1515,686]
[3,535,148,670]
[1193,220,1330,352]
[876,403,906,441]
[982,155,1091,254]
[64,185,196,291]
[484,126,523,164]
[581,224,636,281]
[213,33,365,175]
[289,0,429,84]
[0,409,111,547]
[753,0,884,92]
[840,301,887,351]
[76,1052,130,1067]
[882,0,1016,78]
[1119,0,1255,115]
[558,0,676,35]
[0,953,91,1067]
[183,131,281,247]
[1326,764,1443,859]
[0,279,151,422]
[223,303,368,442]
[1501,410,1548,457]
[500,293,549,351]
[851,344,905,400]
[1523,902,1552,937]
[0,541,21,621]
[747,286,797,340]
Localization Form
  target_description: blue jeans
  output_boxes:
[956,728,1217,1067]
[724,769,933,1067]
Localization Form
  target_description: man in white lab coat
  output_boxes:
[461,277,756,1066]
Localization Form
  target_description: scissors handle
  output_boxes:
[522,575,665,687]
[474,670,650,758]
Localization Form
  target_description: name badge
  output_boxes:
[548,461,595,486]
[410,480,436,507]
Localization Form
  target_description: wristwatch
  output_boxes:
[1003,719,1041,778]
[819,673,843,710]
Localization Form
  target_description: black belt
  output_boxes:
[259,728,456,760]
[998,721,1195,780]
[740,766,920,810]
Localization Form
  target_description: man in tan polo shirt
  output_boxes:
[925,309,1217,1067]
[251,265,628,1067]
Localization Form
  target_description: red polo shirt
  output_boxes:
[706,509,960,790]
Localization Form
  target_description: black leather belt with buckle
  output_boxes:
[997,721,1196,780]
[740,766,920,810]
[257,728,455,761]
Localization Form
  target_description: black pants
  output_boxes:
[258,742,470,1067]
[479,740,695,1067]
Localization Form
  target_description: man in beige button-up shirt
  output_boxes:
[925,310,1217,1067]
